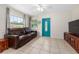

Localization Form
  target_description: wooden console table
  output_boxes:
[0,39,8,53]
[64,32,79,53]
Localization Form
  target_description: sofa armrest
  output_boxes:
[4,34,19,49]
[4,34,19,39]
[7,35,19,37]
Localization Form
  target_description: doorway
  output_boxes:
[42,18,51,37]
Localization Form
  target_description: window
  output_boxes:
[10,15,24,28]
[31,20,41,30]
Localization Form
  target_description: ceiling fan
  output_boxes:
[35,4,47,12]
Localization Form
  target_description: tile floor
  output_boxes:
[2,37,77,54]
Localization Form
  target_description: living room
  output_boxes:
[0,4,79,54]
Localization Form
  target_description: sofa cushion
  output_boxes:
[30,32,35,35]
[8,35,18,37]
[10,31,22,36]
[26,32,35,36]
[8,28,25,35]
[19,35,27,40]
[24,28,32,34]
[19,32,35,39]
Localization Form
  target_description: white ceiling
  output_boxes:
[8,4,78,16]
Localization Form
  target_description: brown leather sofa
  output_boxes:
[4,27,37,49]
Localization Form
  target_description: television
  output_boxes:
[69,19,79,36]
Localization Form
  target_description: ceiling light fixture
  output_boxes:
[37,7,44,12]
[35,4,44,12]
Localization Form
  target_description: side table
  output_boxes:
[0,39,8,53]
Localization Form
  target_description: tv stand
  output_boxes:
[64,32,79,53]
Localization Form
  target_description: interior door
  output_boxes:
[42,18,50,37]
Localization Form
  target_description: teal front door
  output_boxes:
[42,18,50,37]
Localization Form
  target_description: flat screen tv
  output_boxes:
[69,19,79,36]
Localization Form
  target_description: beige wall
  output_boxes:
[0,5,7,38]
[50,12,71,39]
[70,5,79,21]
[25,15,30,27]
[34,11,71,39]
